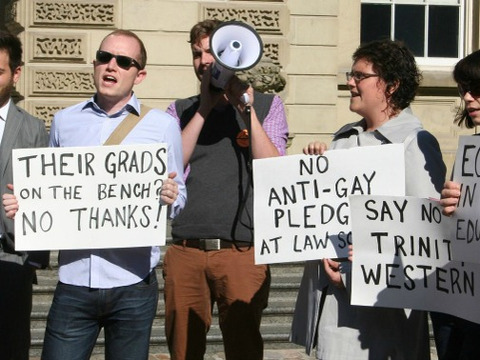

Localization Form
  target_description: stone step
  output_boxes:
[30,302,297,328]
[29,300,299,357]
[30,323,300,357]
[29,250,439,359]
[33,273,305,289]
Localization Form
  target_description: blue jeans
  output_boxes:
[41,271,158,360]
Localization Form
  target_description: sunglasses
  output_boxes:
[95,50,141,70]
[458,83,480,98]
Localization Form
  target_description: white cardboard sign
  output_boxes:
[253,144,405,264]
[12,144,168,250]
[350,195,480,324]
[451,135,480,264]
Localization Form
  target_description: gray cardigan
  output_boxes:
[290,107,446,359]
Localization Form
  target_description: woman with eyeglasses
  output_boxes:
[290,39,446,360]
[437,49,480,360]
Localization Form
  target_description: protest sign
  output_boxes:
[451,135,480,264]
[253,144,405,264]
[13,144,168,250]
[350,195,480,324]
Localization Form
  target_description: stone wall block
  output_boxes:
[286,0,338,16]
[122,0,199,31]
[286,45,337,74]
[142,32,193,66]
[137,67,198,100]
[290,16,338,46]
[286,75,337,105]
[287,105,338,134]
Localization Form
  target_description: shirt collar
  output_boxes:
[0,98,12,122]
[334,107,422,143]
[83,92,141,117]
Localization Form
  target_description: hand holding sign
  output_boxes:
[440,180,462,216]
[3,184,18,219]
[160,172,179,205]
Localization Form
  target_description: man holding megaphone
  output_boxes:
[163,19,289,360]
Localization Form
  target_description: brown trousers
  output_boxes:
[163,244,270,360]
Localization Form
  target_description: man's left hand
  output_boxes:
[160,172,179,205]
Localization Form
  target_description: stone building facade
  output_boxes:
[2,0,479,175]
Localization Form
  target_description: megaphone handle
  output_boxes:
[245,105,253,171]
[241,93,249,105]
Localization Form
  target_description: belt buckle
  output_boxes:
[201,238,221,251]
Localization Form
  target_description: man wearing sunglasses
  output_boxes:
[36,30,187,360]
[162,20,289,360]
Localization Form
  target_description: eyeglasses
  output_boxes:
[458,83,480,98]
[346,71,380,82]
[95,50,141,70]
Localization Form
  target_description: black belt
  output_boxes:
[173,239,252,251]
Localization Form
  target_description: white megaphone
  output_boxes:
[209,21,263,94]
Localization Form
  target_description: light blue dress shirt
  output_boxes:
[49,94,186,288]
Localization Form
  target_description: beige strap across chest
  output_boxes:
[103,104,152,146]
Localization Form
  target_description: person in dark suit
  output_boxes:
[0,30,49,360]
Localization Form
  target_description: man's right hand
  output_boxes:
[198,65,223,118]
[303,141,328,155]
[3,184,18,219]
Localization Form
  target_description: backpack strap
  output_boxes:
[104,105,152,145]
[403,128,421,148]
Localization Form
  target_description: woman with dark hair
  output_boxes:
[451,49,480,129]
[290,39,446,360]
[438,49,480,360]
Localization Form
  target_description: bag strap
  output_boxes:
[104,104,152,146]
[403,128,421,148]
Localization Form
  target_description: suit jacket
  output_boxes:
[0,101,49,267]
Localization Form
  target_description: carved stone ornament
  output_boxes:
[32,105,63,129]
[263,42,281,66]
[32,69,95,96]
[5,0,23,34]
[32,0,116,27]
[238,63,286,93]
[204,7,282,33]
[32,34,86,62]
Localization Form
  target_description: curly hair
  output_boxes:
[453,49,480,128]
[352,39,422,112]
[188,19,222,45]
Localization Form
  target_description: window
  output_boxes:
[361,0,464,66]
